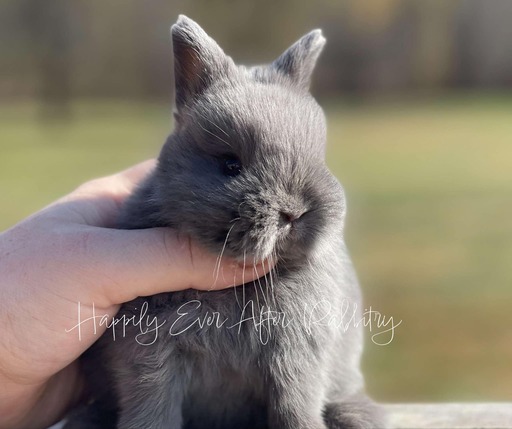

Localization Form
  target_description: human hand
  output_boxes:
[0,160,272,429]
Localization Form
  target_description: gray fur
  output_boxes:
[64,15,385,429]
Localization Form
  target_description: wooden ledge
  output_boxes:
[386,403,512,428]
[49,403,512,429]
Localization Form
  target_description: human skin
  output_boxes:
[0,160,272,429]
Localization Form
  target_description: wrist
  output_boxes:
[0,380,46,429]
[0,366,83,429]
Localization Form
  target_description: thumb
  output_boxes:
[79,226,274,306]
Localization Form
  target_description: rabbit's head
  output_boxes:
[154,16,345,264]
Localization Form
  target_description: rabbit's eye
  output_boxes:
[222,157,242,177]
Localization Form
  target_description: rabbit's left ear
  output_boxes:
[271,29,326,91]
[171,15,235,110]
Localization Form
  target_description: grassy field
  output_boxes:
[1,95,511,402]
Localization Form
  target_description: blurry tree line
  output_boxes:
[1,0,512,109]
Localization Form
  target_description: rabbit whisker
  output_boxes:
[213,221,237,287]
[191,106,230,137]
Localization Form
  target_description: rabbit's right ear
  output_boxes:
[271,29,326,91]
[171,15,235,111]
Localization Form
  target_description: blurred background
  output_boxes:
[1,0,511,403]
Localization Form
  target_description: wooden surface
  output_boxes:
[386,403,512,428]
[49,403,512,429]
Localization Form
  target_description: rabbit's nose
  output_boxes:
[279,209,305,225]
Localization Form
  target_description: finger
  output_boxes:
[112,159,156,196]
[78,227,275,306]
[45,160,157,227]
[73,159,156,203]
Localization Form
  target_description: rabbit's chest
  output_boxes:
[160,290,288,359]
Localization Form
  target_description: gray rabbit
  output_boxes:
[64,15,385,429]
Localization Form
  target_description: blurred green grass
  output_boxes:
[1,95,511,402]
[327,96,512,402]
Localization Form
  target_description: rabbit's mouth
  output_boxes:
[210,205,322,266]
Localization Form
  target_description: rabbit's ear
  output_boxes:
[271,29,326,91]
[171,15,235,110]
